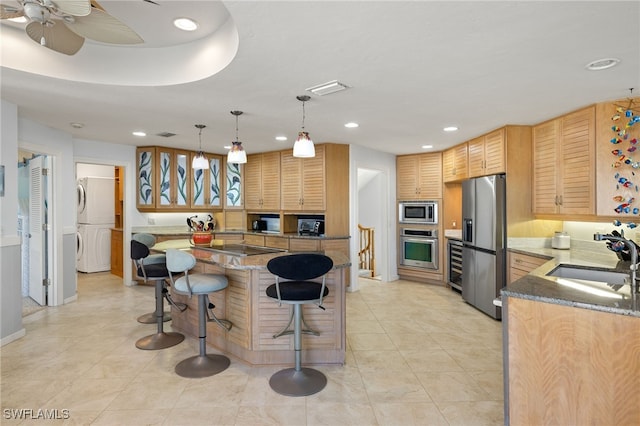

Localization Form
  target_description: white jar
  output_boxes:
[552,232,571,250]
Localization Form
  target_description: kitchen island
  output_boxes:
[501,243,640,425]
[152,239,351,366]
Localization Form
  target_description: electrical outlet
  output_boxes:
[148,218,155,225]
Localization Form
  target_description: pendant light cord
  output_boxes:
[301,100,306,131]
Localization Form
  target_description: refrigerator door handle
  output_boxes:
[463,218,473,243]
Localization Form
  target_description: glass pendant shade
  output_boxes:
[294,95,315,158]
[293,131,315,158]
[192,152,209,169]
[227,141,247,164]
[192,124,208,169]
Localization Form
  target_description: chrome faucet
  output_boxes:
[594,233,639,297]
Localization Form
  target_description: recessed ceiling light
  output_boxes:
[585,58,620,71]
[443,126,458,132]
[422,145,433,149]
[344,122,359,128]
[275,136,288,141]
[8,16,27,23]
[132,131,146,137]
[223,145,232,150]
[173,17,198,31]
[70,122,84,129]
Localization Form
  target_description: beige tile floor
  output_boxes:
[1,273,504,425]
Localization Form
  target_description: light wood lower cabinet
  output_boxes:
[508,251,549,284]
[110,229,123,278]
[505,297,640,425]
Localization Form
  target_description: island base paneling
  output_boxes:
[170,265,346,366]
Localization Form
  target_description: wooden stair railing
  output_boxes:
[358,224,375,278]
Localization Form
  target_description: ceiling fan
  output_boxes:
[0,0,145,55]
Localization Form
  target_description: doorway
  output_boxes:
[18,150,53,315]
[356,168,387,282]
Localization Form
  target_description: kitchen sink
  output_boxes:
[546,265,628,285]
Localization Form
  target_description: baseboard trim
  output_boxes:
[1,328,26,346]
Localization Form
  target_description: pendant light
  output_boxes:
[293,95,315,158]
[192,124,209,169]
[227,110,247,164]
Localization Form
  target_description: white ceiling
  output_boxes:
[1,1,639,156]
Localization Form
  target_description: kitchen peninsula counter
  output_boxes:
[502,241,640,425]
[132,226,350,240]
[151,239,351,366]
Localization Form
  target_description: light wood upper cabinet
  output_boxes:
[468,128,505,178]
[245,151,281,211]
[190,153,223,210]
[281,145,326,211]
[443,143,468,182]
[136,147,155,210]
[136,146,193,211]
[533,106,595,216]
[224,160,243,208]
[397,152,442,200]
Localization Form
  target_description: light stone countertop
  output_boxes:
[504,238,639,317]
[151,238,351,271]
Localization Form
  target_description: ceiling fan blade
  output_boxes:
[64,7,143,44]
[0,4,24,19]
[26,20,85,55]
[52,0,91,17]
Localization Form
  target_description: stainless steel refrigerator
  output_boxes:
[461,174,506,319]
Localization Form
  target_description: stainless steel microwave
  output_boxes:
[398,201,438,224]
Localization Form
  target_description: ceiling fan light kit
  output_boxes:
[1,0,144,55]
[227,111,247,164]
[293,95,315,158]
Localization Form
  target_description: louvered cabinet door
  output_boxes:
[484,128,505,175]
[397,155,419,199]
[558,107,595,215]
[300,145,325,211]
[442,147,457,182]
[260,151,281,211]
[417,152,442,199]
[467,136,486,178]
[532,120,560,214]
[280,152,303,210]
[244,154,263,210]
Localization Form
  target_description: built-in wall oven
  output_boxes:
[400,228,438,270]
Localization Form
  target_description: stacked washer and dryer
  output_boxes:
[77,177,114,273]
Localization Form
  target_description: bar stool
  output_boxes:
[132,233,171,324]
[166,248,232,378]
[265,253,333,396]
[131,240,185,350]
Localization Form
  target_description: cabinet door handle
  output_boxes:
[558,195,563,205]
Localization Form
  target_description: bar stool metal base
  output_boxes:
[137,312,171,324]
[135,332,184,350]
[269,367,327,397]
[175,354,230,378]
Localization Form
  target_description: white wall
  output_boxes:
[1,100,24,344]
[349,144,398,289]
[76,163,115,179]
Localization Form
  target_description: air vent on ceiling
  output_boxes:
[156,132,176,138]
[306,80,349,96]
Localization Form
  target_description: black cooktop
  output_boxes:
[193,244,285,257]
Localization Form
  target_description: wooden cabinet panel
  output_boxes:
[243,234,265,246]
[396,152,442,199]
[245,151,281,211]
[508,251,549,284]
[110,229,123,278]
[281,146,325,211]
[289,239,321,252]
[443,143,468,182]
[265,236,289,250]
[533,106,595,216]
[467,129,505,178]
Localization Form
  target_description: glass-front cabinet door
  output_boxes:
[157,148,190,209]
[190,153,222,209]
[225,160,243,208]
[136,147,154,210]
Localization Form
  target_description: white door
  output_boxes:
[28,156,49,305]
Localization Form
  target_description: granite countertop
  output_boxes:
[132,226,350,240]
[151,238,351,271]
[504,240,639,317]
